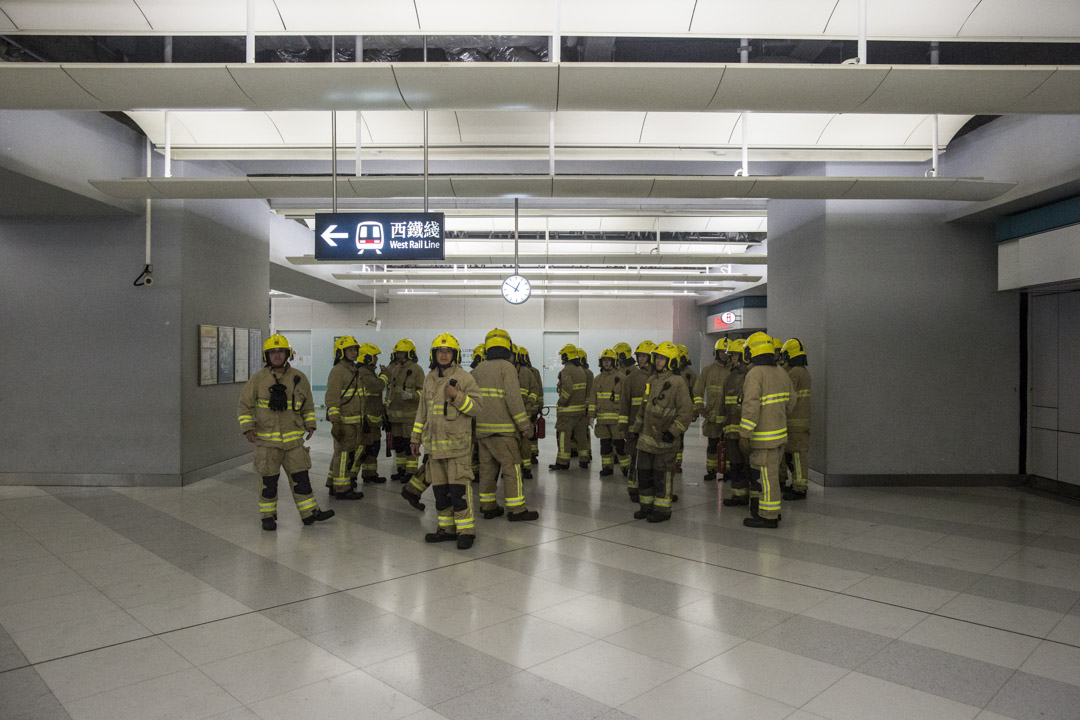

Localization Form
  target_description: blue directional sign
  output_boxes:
[314,212,446,261]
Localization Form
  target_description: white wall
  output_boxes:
[273,295,678,404]
[998,224,1080,291]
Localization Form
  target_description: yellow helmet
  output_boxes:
[263,333,294,364]
[558,343,578,362]
[600,348,617,363]
[745,331,774,359]
[652,341,680,368]
[393,338,418,362]
[430,333,462,365]
[613,342,633,361]
[772,336,784,354]
[484,327,513,353]
[714,337,729,352]
[334,334,360,362]
[518,346,531,364]
[635,340,657,356]
[781,338,806,361]
[358,342,381,365]
[471,343,486,367]
[727,338,746,360]
[576,347,587,361]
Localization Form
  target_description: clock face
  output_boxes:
[501,274,531,304]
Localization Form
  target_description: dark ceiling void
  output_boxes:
[3,33,1080,66]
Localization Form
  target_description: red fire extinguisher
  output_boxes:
[535,416,546,439]
[717,442,726,480]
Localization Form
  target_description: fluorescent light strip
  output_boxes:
[355,280,732,289]
[340,267,726,277]
[393,289,708,297]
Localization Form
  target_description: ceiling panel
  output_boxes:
[651,177,754,199]
[361,110,460,144]
[941,179,1017,202]
[266,111,348,145]
[134,0,282,32]
[961,0,1080,38]
[707,216,767,232]
[547,217,603,232]
[556,112,646,145]
[125,111,198,145]
[751,177,857,199]
[856,66,1055,114]
[710,65,890,112]
[0,0,149,31]
[734,113,834,146]
[273,0,418,32]
[0,65,105,110]
[349,176,456,198]
[168,111,283,144]
[252,177,350,198]
[562,0,698,34]
[902,114,971,146]
[657,217,710,232]
[150,177,261,198]
[451,176,553,198]
[552,177,656,198]
[415,0,552,33]
[65,65,256,110]
[456,111,549,145]
[817,114,925,146]
[690,0,839,37]
[640,112,741,146]
[394,63,559,111]
[0,8,14,29]
[826,0,980,38]
[1009,68,1080,114]
[88,179,165,199]
[229,64,408,111]
[843,177,958,199]
[558,65,725,112]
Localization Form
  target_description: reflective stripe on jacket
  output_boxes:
[411,363,483,458]
[786,365,812,433]
[237,364,315,449]
[326,362,363,424]
[632,370,693,453]
[739,363,796,449]
[593,368,621,425]
[471,358,530,438]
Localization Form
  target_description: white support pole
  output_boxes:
[738,112,750,177]
[355,35,363,177]
[858,0,868,64]
[163,111,172,178]
[930,114,940,177]
[331,111,338,212]
[514,198,520,275]
[551,0,561,63]
[740,37,749,63]
[145,137,152,265]
[246,0,255,63]
[423,111,429,213]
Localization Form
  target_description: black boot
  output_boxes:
[743,516,779,529]
[599,467,614,477]
[363,475,387,484]
[508,509,539,522]
[579,461,590,469]
[425,529,457,543]
[549,462,570,470]
[634,505,651,520]
[783,489,807,501]
[332,489,364,500]
[401,487,425,511]
[722,495,749,507]
[302,508,335,525]
[647,512,670,523]
[261,517,276,531]
[628,491,639,503]
[703,472,716,482]
[482,506,505,520]
[522,468,533,479]
[457,534,475,550]
[390,470,406,482]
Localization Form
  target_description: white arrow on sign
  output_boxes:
[320,224,349,247]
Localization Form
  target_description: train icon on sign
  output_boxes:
[721,311,736,324]
[355,221,384,255]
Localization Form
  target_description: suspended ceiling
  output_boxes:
[1,0,1079,40]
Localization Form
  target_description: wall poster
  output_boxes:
[248,329,263,377]
[218,326,235,383]
[234,327,249,383]
[199,325,218,385]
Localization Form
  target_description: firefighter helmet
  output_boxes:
[358,343,381,365]
[485,327,513,353]
[263,333,294,365]
[613,342,633,361]
[781,338,807,362]
[393,338,418,362]
[333,334,360,362]
[558,343,578,362]
[430,333,462,365]
[745,332,774,360]
[727,338,746,360]
[772,336,784,354]
[652,341,680,369]
[576,347,587,361]
[635,340,657,356]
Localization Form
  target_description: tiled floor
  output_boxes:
[2,424,1080,720]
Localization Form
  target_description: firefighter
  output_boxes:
[521,346,543,463]
[472,329,537,521]
[550,344,589,470]
[515,344,542,479]
[618,340,655,500]
[674,344,697,472]
[386,338,424,483]
[694,338,731,482]
[411,333,483,549]
[593,348,623,477]
[631,342,693,523]
[781,338,812,501]
[237,334,334,531]
[471,344,485,369]
[577,347,594,468]
[739,332,796,528]
[325,335,365,500]
[348,343,388,485]
[613,342,635,370]
[721,339,750,507]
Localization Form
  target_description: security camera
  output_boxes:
[134,264,154,287]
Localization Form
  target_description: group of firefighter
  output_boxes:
[236,328,810,546]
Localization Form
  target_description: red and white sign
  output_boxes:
[721,311,736,324]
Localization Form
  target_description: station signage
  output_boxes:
[708,309,742,331]
[314,212,445,261]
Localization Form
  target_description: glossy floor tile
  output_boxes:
[2,429,1079,719]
